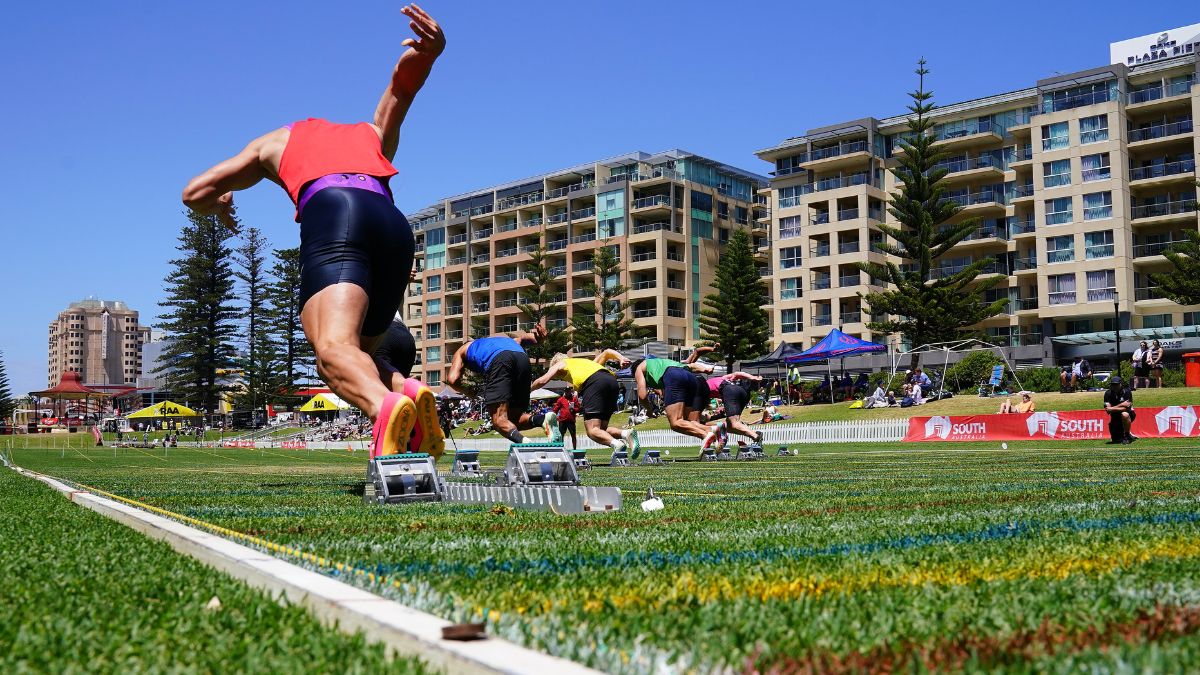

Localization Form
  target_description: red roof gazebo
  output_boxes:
[30,371,111,426]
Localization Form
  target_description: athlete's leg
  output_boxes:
[665,402,710,438]
[301,283,390,419]
[726,415,759,440]
[584,418,618,446]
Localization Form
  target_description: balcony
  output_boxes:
[445,330,464,341]
[472,278,490,289]
[1010,146,1034,165]
[791,140,872,171]
[471,253,490,265]
[1135,286,1165,301]
[447,256,467,266]
[811,277,832,290]
[667,280,684,290]
[1010,182,1036,202]
[549,266,566,278]
[1133,239,1188,258]
[1128,119,1193,145]
[811,212,830,225]
[1040,88,1114,114]
[497,248,518,259]
[840,311,862,324]
[838,241,860,254]
[666,252,685,262]
[471,302,489,313]
[496,298,519,308]
[813,173,875,193]
[546,318,567,329]
[495,192,543,211]
[547,239,568,251]
[632,195,677,211]
[632,308,658,318]
[1009,216,1036,236]
[630,252,657,263]
[839,274,860,287]
[547,212,570,225]
[631,280,657,290]
[570,233,597,245]
[812,314,833,327]
[809,244,830,257]
[632,221,683,235]
[1013,255,1038,272]
[1015,297,1038,311]
[548,292,567,304]
[1131,199,1198,222]
[572,288,594,299]
[570,206,596,221]
[445,305,463,317]
[497,221,518,233]
[445,281,463,292]
[932,154,1005,180]
[758,267,771,277]
[495,272,519,283]
[571,260,594,273]
[518,244,539,255]
[1129,159,1196,185]
[525,217,544,228]
[408,285,423,297]
[448,233,468,245]
[948,189,1006,210]
[1127,80,1193,106]
[545,180,595,200]
[837,207,860,221]
[472,228,493,240]
[414,243,425,252]
[666,308,685,318]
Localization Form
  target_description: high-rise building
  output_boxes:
[406,150,769,385]
[47,298,150,387]
[756,24,1200,367]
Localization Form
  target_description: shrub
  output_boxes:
[943,351,1004,392]
[1014,367,1062,393]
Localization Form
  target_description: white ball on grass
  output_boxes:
[1001,442,1009,450]
[663,450,670,456]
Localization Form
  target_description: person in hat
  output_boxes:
[1102,376,1136,444]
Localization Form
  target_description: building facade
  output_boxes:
[406,150,769,386]
[47,298,150,387]
[757,24,1200,367]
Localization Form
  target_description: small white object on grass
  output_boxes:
[663,449,670,456]
[205,595,222,611]
[791,449,798,456]
[641,497,664,512]
[1001,442,1009,450]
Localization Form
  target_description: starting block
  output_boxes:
[505,442,578,484]
[451,448,482,476]
[735,442,765,461]
[610,446,630,467]
[700,447,717,461]
[365,453,442,505]
[777,445,791,457]
[640,448,663,465]
[572,449,591,470]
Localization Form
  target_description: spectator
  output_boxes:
[1148,340,1165,389]
[1060,357,1092,392]
[1131,341,1150,390]
[913,367,932,389]
[886,390,898,407]
[1103,376,1136,444]
[551,387,581,449]
[863,385,888,409]
[852,373,870,396]
[911,381,926,406]
[999,392,1036,413]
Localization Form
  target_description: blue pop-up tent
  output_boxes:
[785,329,887,397]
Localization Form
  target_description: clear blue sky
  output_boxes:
[0,1,1191,394]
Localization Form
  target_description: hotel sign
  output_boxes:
[1110,23,1200,66]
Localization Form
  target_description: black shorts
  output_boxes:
[661,366,697,407]
[691,374,711,412]
[1133,365,1149,377]
[579,371,619,420]
[373,320,416,378]
[720,382,751,417]
[299,187,414,337]
[481,350,531,412]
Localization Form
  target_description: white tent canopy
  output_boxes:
[898,339,1025,394]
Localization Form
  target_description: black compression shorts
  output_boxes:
[373,320,416,378]
[579,370,619,420]
[720,381,751,417]
[661,366,696,407]
[481,350,531,412]
[691,374,710,412]
[299,187,414,337]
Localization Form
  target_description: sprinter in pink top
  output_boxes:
[707,371,765,445]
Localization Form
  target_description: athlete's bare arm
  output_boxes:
[531,360,567,390]
[445,343,470,392]
[373,4,445,160]
[685,345,716,364]
[594,349,630,367]
[182,128,288,232]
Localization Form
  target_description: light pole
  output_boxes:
[1113,290,1121,373]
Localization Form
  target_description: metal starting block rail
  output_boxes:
[451,448,482,476]
[572,449,591,470]
[365,443,622,514]
[735,443,765,461]
[640,448,663,465]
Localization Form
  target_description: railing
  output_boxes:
[839,275,860,287]
[1009,216,1036,235]
[1046,250,1075,264]
[810,245,830,257]
[546,319,567,329]
[1041,88,1114,114]
[1048,291,1075,306]
[631,280,657,290]
[780,288,800,300]
[408,285,423,296]
[548,292,567,303]
[779,196,803,209]
[447,256,467,266]
[837,208,859,221]
[1081,167,1111,182]
[838,241,860,254]
[471,254,490,264]
[666,252,685,262]
[496,324,518,333]
[811,277,831,290]
[632,308,657,318]
[933,154,1003,175]
[1016,333,1044,347]
[758,268,771,277]
[445,281,463,291]
[426,307,442,317]
[472,228,493,240]
[934,118,1004,141]
[495,192,543,210]
[445,305,463,316]
[667,280,684,290]
[1042,135,1070,152]
[497,221,518,233]
[1133,240,1186,257]
[780,227,803,240]
[497,249,517,258]
[632,195,676,210]
[1012,255,1038,271]
[1012,146,1034,162]
[414,243,425,252]
[1044,172,1071,188]
[547,212,570,224]
[666,308,685,318]
[1086,287,1116,302]
[1127,80,1193,104]
[571,233,597,244]
[1016,297,1038,311]
[1011,182,1035,199]
[1128,118,1193,143]
[549,266,566,277]
[1129,159,1196,182]
[524,217,544,228]
[545,181,594,199]
[814,173,873,192]
[1084,244,1114,259]
[496,298,518,307]
[518,244,539,254]
[471,303,489,312]
[1083,205,1112,220]
[812,315,833,326]
[572,288,594,299]
[631,252,657,262]
[868,207,885,221]
[425,331,440,341]
[1131,199,1197,220]
[1045,210,1072,226]
[1080,128,1109,144]
[963,224,1007,241]
[1135,286,1163,301]
[633,221,682,234]
[547,239,568,251]
[496,273,518,283]
[572,260,594,272]
[448,233,468,244]
[569,207,596,221]
[840,311,862,324]
[948,190,1005,207]
[811,212,830,225]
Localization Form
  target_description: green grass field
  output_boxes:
[0,463,430,674]
[8,436,1200,673]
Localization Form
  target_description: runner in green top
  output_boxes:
[633,356,726,452]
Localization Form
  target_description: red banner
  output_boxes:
[904,406,1200,442]
[280,440,307,449]
[221,440,257,448]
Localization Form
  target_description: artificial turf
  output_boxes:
[9,439,1200,673]
[0,464,432,674]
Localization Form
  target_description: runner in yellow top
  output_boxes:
[532,349,642,457]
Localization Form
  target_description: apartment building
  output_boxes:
[757,23,1200,367]
[47,298,151,387]
[405,150,769,386]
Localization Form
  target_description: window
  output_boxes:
[1183,311,1199,326]
[425,323,441,340]
[735,206,749,224]
[1048,273,1076,305]
[1046,235,1074,263]
[779,215,802,239]
[1079,115,1108,144]
[425,346,441,363]
[690,191,713,214]
[1080,153,1110,182]
[1142,314,1172,329]
[780,278,800,300]
[1045,197,1073,225]
[426,275,441,292]
[425,372,442,387]
[1084,230,1114,259]
[780,246,802,269]
[424,251,446,270]
[691,218,713,239]
[1043,159,1071,188]
[1041,122,1069,151]
[781,308,802,333]
[425,228,446,247]
[1083,191,1112,220]
[716,201,729,219]
[779,184,807,208]
[1085,270,1116,302]
[425,299,441,316]
[1066,319,1093,335]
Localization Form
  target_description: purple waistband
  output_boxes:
[297,174,390,215]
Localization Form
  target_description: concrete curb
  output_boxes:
[9,465,602,675]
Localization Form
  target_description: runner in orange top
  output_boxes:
[182,5,446,457]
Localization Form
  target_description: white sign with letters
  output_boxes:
[1111,24,1200,66]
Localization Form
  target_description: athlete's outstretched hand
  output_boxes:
[216,192,240,234]
[401,4,445,58]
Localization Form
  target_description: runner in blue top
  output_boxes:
[447,325,546,443]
